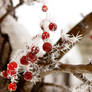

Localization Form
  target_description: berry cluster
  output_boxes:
[41,5,57,53]
[1,32,80,91]
[2,62,17,78]
[1,61,18,91]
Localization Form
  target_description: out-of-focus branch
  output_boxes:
[38,12,92,65]
[44,82,71,92]
[0,0,24,23]
[0,26,12,71]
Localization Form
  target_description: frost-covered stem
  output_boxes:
[73,73,90,84]
[0,0,24,23]
[38,12,92,65]
[40,63,92,77]
[56,12,92,60]
[44,82,71,92]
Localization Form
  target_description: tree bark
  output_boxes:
[0,26,12,92]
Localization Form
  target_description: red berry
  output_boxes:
[2,70,8,78]
[43,42,52,52]
[7,70,16,76]
[31,46,39,54]
[24,72,32,81]
[49,22,57,31]
[8,62,17,70]
[20,56,29,65]
[42,5,48,12]
[26,52,37,63]
[8,82,17,91]
[42,32,50,40]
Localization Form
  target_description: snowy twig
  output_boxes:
[0,0,24,23]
